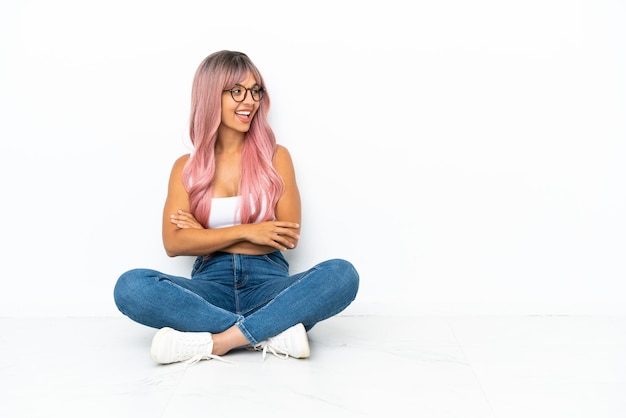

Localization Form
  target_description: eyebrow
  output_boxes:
[232,83,261,88]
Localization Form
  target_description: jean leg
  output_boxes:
[237,258,359,345]
[113,268,240,333]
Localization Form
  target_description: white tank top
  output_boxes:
[208,195,269,229]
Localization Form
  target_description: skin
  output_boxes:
[161,72,301,355]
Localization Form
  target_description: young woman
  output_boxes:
[113,50,359,364]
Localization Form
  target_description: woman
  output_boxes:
[113,50,359,365]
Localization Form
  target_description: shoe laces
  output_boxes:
[173,334,231,366]
[254,337,290,361]
[185,352,231,366]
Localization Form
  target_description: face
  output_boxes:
[220,72,262,134]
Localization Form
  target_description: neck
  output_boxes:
[215,131,245,155]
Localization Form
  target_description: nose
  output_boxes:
[242,89,255,104]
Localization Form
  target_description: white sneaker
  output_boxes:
[150,327,223,365]
[254,323,310,360]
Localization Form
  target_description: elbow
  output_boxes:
[163,238,182,258]
[164,245,179,258]
[163,229,190,257]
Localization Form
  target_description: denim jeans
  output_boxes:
[113,251,359,345]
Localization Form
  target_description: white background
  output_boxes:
[0,0,624,317]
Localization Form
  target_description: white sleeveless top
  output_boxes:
[208,195,270,229]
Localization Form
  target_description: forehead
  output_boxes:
[235,72,259,87]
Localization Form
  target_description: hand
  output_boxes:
[246,221,300,250]
[170,210,204,229]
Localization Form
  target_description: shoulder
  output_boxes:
[175,153,191,165]
[273,145,297,177]
[167,154,191,184]
[274,145,293,164]
[172,153,191,171]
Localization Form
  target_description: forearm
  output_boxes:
[163,225,248,257]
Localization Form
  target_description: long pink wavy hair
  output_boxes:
[182,50,283,228]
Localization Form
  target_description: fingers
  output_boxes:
[273,221,300,230]
[276,226,299,236]
[271,228,299,249]
[268,221,300,249]
[273,228,299,242]
[272,233,295,249]
[170,215,191,228]
[170,210,203,229]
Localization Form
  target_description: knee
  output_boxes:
[327,259,360,299]
[113,268,152,311]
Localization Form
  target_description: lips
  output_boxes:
[235,110,252,122]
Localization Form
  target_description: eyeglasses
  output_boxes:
[224,84,265,102]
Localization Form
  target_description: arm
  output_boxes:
[162,148,301,257]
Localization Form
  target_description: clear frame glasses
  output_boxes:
[224,84,265,102]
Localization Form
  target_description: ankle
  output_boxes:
[210,336,229,356]
[213,325,251,355]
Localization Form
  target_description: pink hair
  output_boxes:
[182,50,283,228]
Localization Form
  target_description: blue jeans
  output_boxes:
[113,251,359,345]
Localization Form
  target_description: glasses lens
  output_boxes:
[251,86,263,101]
[230,85,245,102]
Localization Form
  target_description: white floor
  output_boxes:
[1,315,625,418]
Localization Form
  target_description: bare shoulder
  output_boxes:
[274,145,294,165]
[174,153,191,167]
[166,154,191,187]
[170,153,191,173]
[274,145,297,182]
